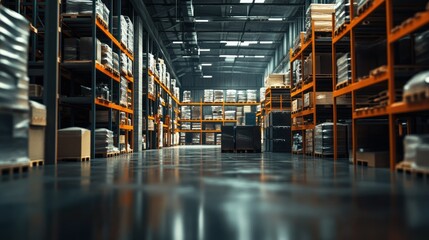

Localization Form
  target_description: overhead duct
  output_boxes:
[180,0,201,73]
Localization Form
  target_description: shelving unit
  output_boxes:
[332,0,429,169]
[179,101,259,145]
[289,21,334,155]
[59,0,135,158]
[264,88,292,115]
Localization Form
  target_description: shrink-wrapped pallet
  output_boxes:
[226,90,237,102]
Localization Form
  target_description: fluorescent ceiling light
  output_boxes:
[195,19,209,22]
[201,63,212,66]
[240,0,265,3]
[219,55,238,58]
[199,49,211,52]
[268,18,283,21]
[203,75,213,78]
[260,41,273,44]
[222,41,258,47]
[254,55,265,58]
[183,56,192,58]
[173,41,183,44]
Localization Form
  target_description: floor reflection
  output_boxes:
[0,146,429,240]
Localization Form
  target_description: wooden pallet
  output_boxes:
[334,23,348,36]
[96,97,111,104]
[270,85,291,89]
[357,0,374,16]
[292,150,303,154]
[235,149,261,153]
[112,69,120,77]
[0,163,30,176]
[221,149,235,153]
[246,101,258,103]
[314,153,334,158]
[305,152,314,156]
[370,65,388,77]
[30,159,44,167]
[403,88,429,103]
[59,156,90,162]
[396,161,429,177]
[336,80,351,90]
[96,151,120,158]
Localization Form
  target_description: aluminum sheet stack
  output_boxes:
[305,4,335,38]
[183,90,191,102]
[237,90,247,103]
[314,122,348,155]
[204,89,214,103]
[246,90,257,102]
[337,53,352,85]
[95,128,118,154]
[214,90,224,102]
[0,5,31,165]
[226,90,237,102]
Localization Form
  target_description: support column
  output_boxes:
[134,16,144,152]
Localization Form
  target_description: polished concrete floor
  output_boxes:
[0,145,429,240]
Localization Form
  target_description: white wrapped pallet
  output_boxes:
[214,90,224,102]
[246,90,257,102]
[183,90,191,102]
[260,88,266,102]
[237,90,247,103]
[226,90,237,102]
[204,89,214,102]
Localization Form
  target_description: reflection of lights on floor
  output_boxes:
[173,212,184,240]
[198,202,204,240]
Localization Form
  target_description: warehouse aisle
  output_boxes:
[0,146,429,240]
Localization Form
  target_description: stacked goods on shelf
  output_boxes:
[402,135,429,170]
[304,53,333,80]
[403,71,429,103]
[237,90,247,103]
[235,126,261,152]
[225,110,236,120]
[216,134,222,145]
[180,132,186,144]
[305,3,335,40]
[206,133,215,145]
[247,90,257,102]
[214,90,224,102]
[0,5,30,166]
[265,111,292,153]
[335,0,357,31]
[212,106,222,120]
[204,89,214,102]
[80,37,101,61]
[28,101,46,162]
[284,70,291,86]
[293,60,302,87]
[95,128,119,155]
[174,87,180,100]
[415,31,429,65]
[101,43,113,69]
[292,33,304,55]
[124,16,133,53]
[148,75,155,96]
[182,123,191,130]
[146,53,156,73]
[112,52,119,74]
[192,133,200,144]
[120,53,127,75]
[292,133,303,153]
[292,99,303,112]
[305,129,314,154]
[226,90,237,102]
[166,72,170,90]
[204,111,213,120]
[66,0,107,27]
[58,128,91,160]
[314,123,347,156]
[192,123,201,130]
[127,56,133,76]
[157,58,166,85]
[236,107,243,125]
[265,74,287,88]
[63,38,79,60]
[260,88,266,102]
[171,79,176,91]
[96,83,110,101]
[183,90,191,102]
[119,77,127,106]
[336,53,351,87]
[192,106,201,120]
[181,106,191,120]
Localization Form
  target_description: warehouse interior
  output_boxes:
[1,0,429,239]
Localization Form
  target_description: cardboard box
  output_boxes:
[356,151,389,168]
[304,92,313,108]
[29,101,46,126]
[292,99,303,112]
[29,126,45,161]
[265,74,287,88]
[58,127,91,159]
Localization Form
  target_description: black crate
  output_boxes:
[269,126,291,140]
[221,126,235,151]
[269,111,291,126]
[235,126,261,152]
[270,139,291,153]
